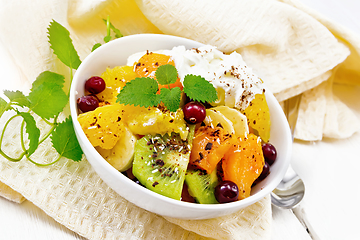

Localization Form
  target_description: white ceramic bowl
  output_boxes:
[70,34,292,220]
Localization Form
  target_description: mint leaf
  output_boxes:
[183,74,218,103]
[28,77,68,120]
[0,97,9,118]
[117,78,160,107]
[48,20,81,70]
[51,117,83,162]
[31,71,65,90]
[4,90,30,107]
[160,87,181,112]
[92,43,102,52]
[104,35,111,43]
[155,64,178,85]
[17,111,40,156]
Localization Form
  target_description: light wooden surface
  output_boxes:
[0,0,359,239]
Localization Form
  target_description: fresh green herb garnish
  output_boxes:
[27,71,68,120]
[117,77,161,107]
[117,64,218,112]
[159,87,182,112]
[0,69,82,165]
[183,74,218,103]
[92,16,123,51]
[51,117,84,161]
[103,17,123,39]
[47,20,81,70]
[1,17,120,165]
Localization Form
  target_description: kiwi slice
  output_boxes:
[132,125,195,200]
[185,169,219,204]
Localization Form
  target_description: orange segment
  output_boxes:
[134,52,182,92]
[222,133,265,200]
[189,126,234,174]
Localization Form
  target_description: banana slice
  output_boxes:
[213,106,249,137]
[204,109,235,135]
[96,126,137,172]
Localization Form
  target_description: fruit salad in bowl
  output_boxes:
[69,34,292,219]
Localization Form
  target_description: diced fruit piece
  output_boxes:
[77,104,124,149]
[262,142,277,166]
[120,104,188,140]
[185,169,219,204]
[132,125,195,200]
[214,181,239,203]
[134,52,182,91]
[241,93,271,142]
[77,95,99,113]
[212,106,249,137]
[257,162,270,182]
[181,183,196,203]
[97,88,118,106]
[101,65,137,89]
[222,133,265,200]
[203,108,235,135]
[85,76,106,94]
[183,101,206,124]
[190,126,234,174]
[96,66,137,104]
[96,126,137,171]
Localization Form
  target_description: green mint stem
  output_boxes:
[0,114,18,144]
[106,16,110,38]
[26,154,62,166]
[0,114,26,161]
[0,148,26,162]
[37,115,58,146]
[41,116,56,126]
[20,119,26,153]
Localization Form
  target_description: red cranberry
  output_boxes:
[77,95,99,112]
[183,101,206,124]
[214,181,239,203]
[85,76,106,94]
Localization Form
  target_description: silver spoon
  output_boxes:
[271,95,305,209]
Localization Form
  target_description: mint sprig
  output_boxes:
[0,69,83,164]
[117,64,218,112]
[92,16,123,51]
[0,18,119,165]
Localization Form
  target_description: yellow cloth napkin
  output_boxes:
[0,0,359,239]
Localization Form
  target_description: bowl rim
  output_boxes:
[69,33,292,217]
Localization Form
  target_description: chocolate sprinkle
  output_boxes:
[205,142,213,150]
